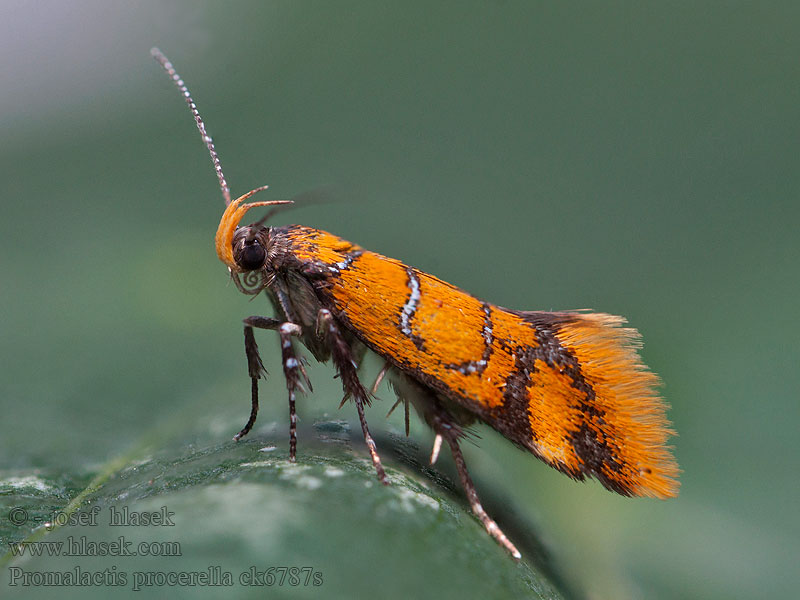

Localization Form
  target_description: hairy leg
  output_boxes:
[316,309,388,484]
[240,316,310,461]
[429,400,521,560]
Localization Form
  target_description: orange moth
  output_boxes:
[152,48,678,560]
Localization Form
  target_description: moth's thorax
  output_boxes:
[280,225,366,272]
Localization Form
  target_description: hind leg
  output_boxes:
[428,401,521,559]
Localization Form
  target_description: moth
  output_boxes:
[152,48,679,560]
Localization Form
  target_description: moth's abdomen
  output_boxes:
[285,225,679,499]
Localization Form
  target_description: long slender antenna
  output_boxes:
[151,47,232,206]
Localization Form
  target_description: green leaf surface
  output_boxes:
[1,419,569,599]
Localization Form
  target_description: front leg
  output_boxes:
[316,309,388,485]
[239,316,311,462]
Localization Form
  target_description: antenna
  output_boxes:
[151,47,232,206]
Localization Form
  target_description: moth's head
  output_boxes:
[214,187,292,273]
[230,226,269,272]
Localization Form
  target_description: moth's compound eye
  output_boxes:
[239,240,266,271]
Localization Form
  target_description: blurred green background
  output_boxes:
[1,1,798,598]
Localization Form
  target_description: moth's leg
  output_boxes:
[317,309,388,485]
[431,402,522,560]
[371,360,391,395]
[233,317,275,442]
[241,316,310,462]
[373,361,410,436]
[385,398,411,437]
